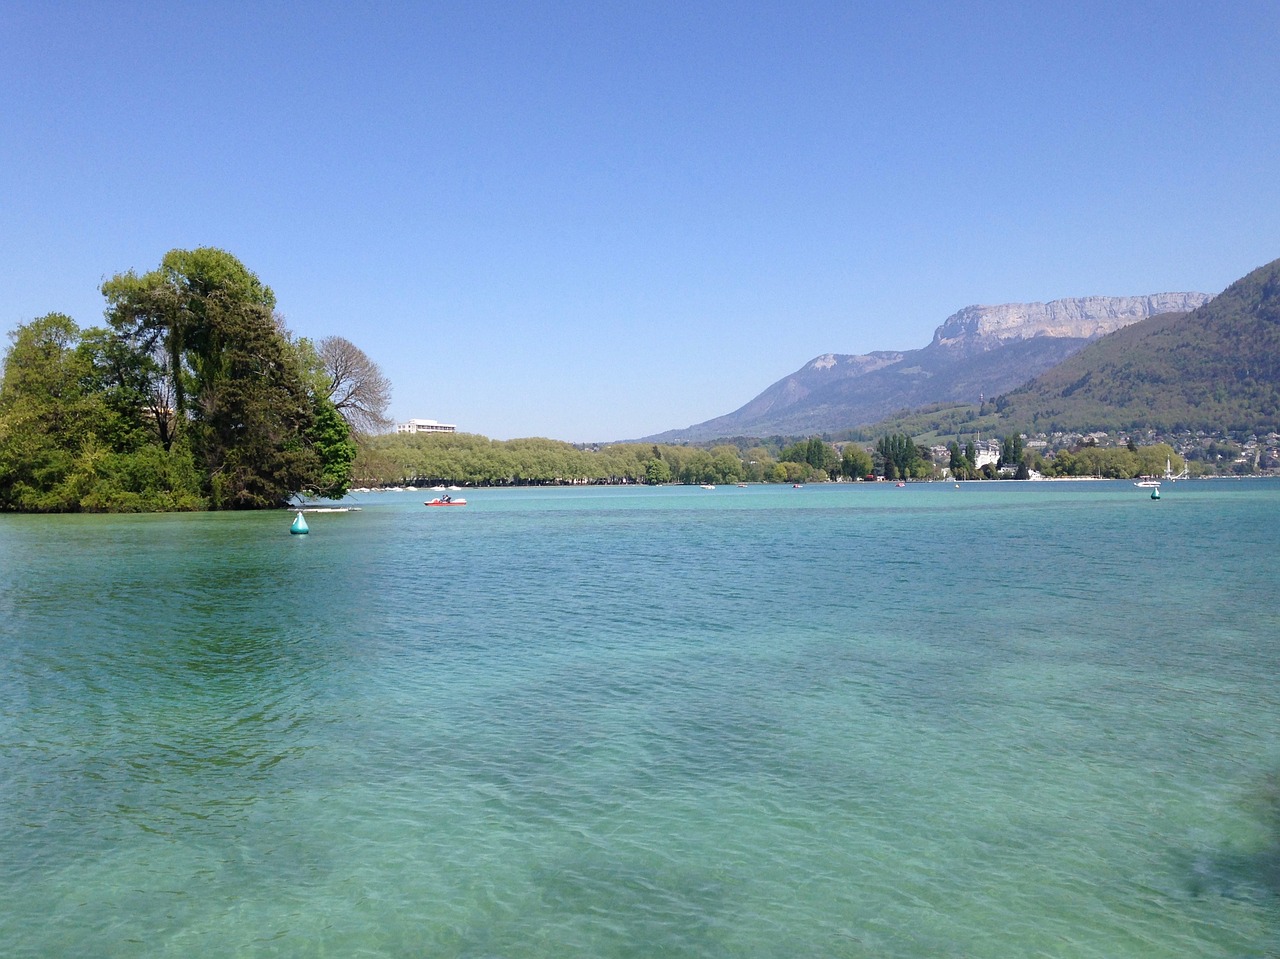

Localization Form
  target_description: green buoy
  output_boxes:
[290,511,310,534]
[1151,488,1160,500]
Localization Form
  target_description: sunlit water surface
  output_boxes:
[2,480,1278,957]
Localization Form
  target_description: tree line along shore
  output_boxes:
[351,432,1194,489]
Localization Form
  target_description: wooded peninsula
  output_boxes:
[0,248,388,512]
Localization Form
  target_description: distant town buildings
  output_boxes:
[396,418,456,435]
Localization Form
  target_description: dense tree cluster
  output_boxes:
[875,433,930,480]
[1040,443,1184,479]
[355,430,1187,487]
[352,434,885,487]
[357,430,1197,488]
[356,435,751,486]
[780,436,840,479]
[0,248,387,511]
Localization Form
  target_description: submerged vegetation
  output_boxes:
[0,248,387,512]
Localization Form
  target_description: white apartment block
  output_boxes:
[396,418,457,435]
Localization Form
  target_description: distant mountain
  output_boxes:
[994,258,1280,435]
[645,292,1210,441]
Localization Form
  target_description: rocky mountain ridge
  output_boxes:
[644,291,1212,442]
[930,293,1211,356]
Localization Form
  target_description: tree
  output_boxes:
[0,314,99,510]
[317,335,392,434]
[780,440,809,464]
[0,314,204,511]
[305,402,358,498]
[1134,443,1181,479]
[841,444,873,480]
[1000,433,1024,468]
[779,460,809,483]
[743,446,774,482]
[709,445,744,484]
[285,335,366,498]
[77,325,172,453]
[645,458,672,484]
[102,248,321,508]
[803,437,824,471]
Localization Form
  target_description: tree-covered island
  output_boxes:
[0,248,388,511]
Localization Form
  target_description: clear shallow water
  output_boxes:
[2,480,1278,958]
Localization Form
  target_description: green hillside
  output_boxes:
[994,258,1280,435]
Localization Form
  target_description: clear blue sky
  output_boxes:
[2,2,1277,441]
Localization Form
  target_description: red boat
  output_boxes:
[425,497,467,507]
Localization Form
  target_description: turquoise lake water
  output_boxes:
[2,480,1278,957]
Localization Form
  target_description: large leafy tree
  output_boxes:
[840,443,873,479]
[0,314,204,511]
[102,248,322,508]
[304,399,358,498]
[0,313,100,509]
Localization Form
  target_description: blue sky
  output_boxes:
[2,2,1277,441]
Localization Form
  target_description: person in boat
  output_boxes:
[442,494,451,503]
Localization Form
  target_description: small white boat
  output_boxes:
[1134,479,1161,488]
[700,484,715,490]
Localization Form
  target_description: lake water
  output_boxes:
[2,480,1278,958]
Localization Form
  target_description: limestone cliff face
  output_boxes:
[803,350,903,377]
[930,293,1212,355]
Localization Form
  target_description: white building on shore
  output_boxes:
[397,418,457,435]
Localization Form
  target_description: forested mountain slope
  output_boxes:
[995,258,1280,435]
